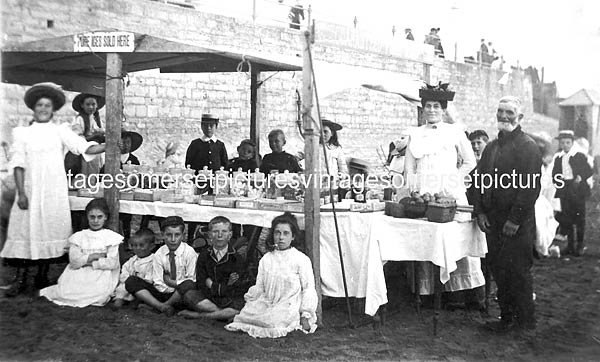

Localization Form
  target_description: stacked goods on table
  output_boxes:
[384,191,458,222]
[425,195,457,222]
[74,165,386,214]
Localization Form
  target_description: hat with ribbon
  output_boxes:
[419,82,455,102]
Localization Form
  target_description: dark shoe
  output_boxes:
[5,268,29,298]
[484,319,516,334]
[513,321,536,338]
[562,245,574,256]
[574,245,586,257]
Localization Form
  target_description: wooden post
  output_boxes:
[105,53,123,232]
[301,31,322,323]
[250,69,261,156]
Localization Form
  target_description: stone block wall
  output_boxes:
[0,0,534,173]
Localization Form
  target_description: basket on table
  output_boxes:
[426,202,457,223]
[404,203,427,218]
[384,201,405,218]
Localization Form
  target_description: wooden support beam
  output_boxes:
[104,53,123,232]
[301,31,322,324]
[250,69,261,156]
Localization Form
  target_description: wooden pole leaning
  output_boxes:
[301,29,322,325]
[104,53,123,233]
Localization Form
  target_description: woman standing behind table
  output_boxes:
[404,82,485,302]
[65,93,105,177]
[1,83,106,296]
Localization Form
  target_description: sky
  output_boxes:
[310,0,600,97]
[217,0,600,97]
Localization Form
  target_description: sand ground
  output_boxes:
[1,192,599,362]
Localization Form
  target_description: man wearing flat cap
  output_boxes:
[185,114,229,173]
[552,130,593,256]
[471,96,542,333]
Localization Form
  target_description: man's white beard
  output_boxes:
[497,121,517,133]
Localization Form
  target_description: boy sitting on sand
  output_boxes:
[178,216,251,320]
[125,216,197,316]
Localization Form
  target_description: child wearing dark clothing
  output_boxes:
[259,129,302,174]
[229,139,261,172]
[185,113,229,173]
[178,216,251,320]
[552,130,594,256]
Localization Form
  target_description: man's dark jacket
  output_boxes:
[471,126,542,224]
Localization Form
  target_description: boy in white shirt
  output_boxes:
[113,229,155,308]
[125,216,197,316]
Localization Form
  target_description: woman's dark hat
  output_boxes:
[122,130,143,152]
[72,93,105,114]
[556,130,575,140]
[322,119,342,132]
[201,113,219,123]
[419,82,455,102]
[24,82,66,111]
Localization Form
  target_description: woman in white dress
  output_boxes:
[40,198,123,307]
[226,213,318,338]
[1,83,106,296]
[404,83,485,297]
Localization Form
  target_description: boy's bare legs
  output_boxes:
[178,299,239,320]
[134,290,177,316]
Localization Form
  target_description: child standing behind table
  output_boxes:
[125,216,197,316]
[184,113,229,241]
[185,113,229,174]
[40,198,123,307]
[229,139,261,172]
[259,129,302,175]
[112,228,156,309]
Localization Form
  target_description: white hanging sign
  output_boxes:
[73,32,135,52]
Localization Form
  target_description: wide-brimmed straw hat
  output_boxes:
[24,82,66,111]
[72,93,105,114]
[322,119,342,132]
[122,130,143,152]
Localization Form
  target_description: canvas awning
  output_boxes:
[1,31,302,96]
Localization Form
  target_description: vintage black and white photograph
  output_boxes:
[1,0,599,361]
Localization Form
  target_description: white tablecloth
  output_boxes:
[69,196,287,228]
[69,197,486,314]
[68,196,373,298]
[364,214,487,316]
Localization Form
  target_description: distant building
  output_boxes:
[526,66,560,119]
[559,88,600,163]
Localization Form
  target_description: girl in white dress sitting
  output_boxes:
[40,198,123,307]
[226,212,318,338]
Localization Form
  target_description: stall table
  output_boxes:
[69,196,487,331]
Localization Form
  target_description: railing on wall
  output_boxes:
[153,0,511,69]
